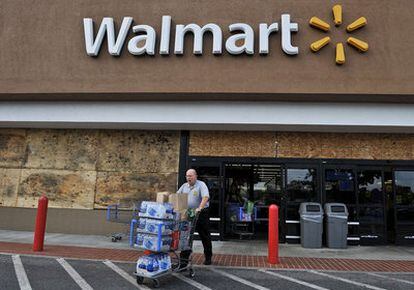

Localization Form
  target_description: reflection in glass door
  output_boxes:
[394,170,414,245]
[285,168,317,243]
[223,164,284,241]
[191,165,222,240]
[324,168,358,243]
[357,170,385,245]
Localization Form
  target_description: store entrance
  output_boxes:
[223,164,284,241]
[188,157,414,245]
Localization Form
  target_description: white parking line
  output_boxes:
[259,269,330,290]
[367,272,414,285]
[56,258,93,290]
[308,270,386,290]
[103,260,150,290]
[210,268,270,290]
[172,273,213,290]
[12,255,32,290]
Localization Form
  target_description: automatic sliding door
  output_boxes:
[324,168,358,244]
[394,170,414,245]
[190,164,223,240]
[357,170,386,245]
[285,167,318,243]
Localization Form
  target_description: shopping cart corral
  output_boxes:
[133,201,199,288]
[106,202,140,243]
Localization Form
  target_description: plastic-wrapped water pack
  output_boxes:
[136,253,172,277]
[139,201,174,219]
[136,233,172,252]
[138,218,174,235]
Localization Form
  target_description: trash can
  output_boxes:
[299,203,323,248]
[324,203,348,249]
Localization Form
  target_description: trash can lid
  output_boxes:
[299,202,323,214]
[324,203,348,215]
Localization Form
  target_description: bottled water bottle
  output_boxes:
[136,234,144,247]
[146,257,154,272]
[140,202,147,214]
[138,219,146,230]
[153,257,159,272]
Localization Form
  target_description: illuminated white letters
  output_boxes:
[259,23,279,54]
[225,24,254,55]
[160,16,172,55]
[83,17,133,56]
[281,14,299,55]
[128,25,156,55]
[83,14,300,57]
[174,23,222,54]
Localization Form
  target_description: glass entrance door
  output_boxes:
[285,167,318,243]
[393,170,414,245]
[357,169,386,245]
[223,163,284,241]
[323,167,358,244]
[189,163,223,240]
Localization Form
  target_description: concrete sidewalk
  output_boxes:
[1,230,413,261]
[1,230,413,272]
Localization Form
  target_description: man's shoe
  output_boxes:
[203,259,212,265]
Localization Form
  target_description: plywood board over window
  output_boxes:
[189,131,414,160]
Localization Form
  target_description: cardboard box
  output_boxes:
[168,193,188,211]
[156,191,171,203]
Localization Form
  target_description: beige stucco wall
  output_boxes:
[189,131,414,160]
[0,129,180,209]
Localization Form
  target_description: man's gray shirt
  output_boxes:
[177,180,210,209]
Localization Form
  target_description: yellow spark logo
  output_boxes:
[309,4,368,65]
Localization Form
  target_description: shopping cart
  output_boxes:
[106,202,140,243]
[133,211,199,288]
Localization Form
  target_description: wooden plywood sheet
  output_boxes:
[190,131,414,160]
[25,129,99,171]
[0,129,27,168]
[97,130,179,173]
[16,169,96,209]
[94,172,178,208]
[0,168,20,207]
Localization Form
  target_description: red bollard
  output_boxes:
[268,204,279,264]
[33,196,48,252]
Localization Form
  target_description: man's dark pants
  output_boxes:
[180,208,212,265]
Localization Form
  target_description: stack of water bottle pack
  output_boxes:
[136,201,175,252]
[134,197,193,277]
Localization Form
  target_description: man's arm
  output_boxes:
[176,183,184,194]
[197,196,209,212]
[196,182,210,212]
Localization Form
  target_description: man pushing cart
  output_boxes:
[133,168,212,287]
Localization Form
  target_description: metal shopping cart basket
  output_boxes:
[106,201,140,243]
[133,210,199,288]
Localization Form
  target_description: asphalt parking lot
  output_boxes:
[1,253,414,290]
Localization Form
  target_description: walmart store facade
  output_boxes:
[1,0,414,245]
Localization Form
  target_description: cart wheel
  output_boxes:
[188,268,195,278]
[118,236,122,241]
[111,237,117,242]
[136,276,144,285]
[153,279,160,288]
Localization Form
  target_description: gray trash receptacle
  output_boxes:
[324,203,348,249]
[299,203,323,248]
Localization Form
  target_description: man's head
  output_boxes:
[186,169,198,186]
